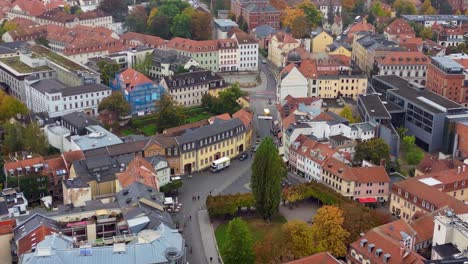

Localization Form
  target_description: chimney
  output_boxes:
[457,166,461,174]
[463,165,466,172]
[380,159,386,167]
[399,246,405,257]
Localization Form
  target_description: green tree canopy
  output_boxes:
[201,83,245,115]
[170,13,191,38]
[125,5,149,33]
[190,11,213,40]
[354,138,390,166]
[154,94,186,133]
[0,91,28,122]
[223,218,255,264]
[251,137,286,221]
[339,106,360,123]
[291,15,311,38]
[148,15,171,39]
[420,0,437,14]
[97,60,120,86]
[401,135,424,168]
[297,1,322,28]
[98,0,127,21]
[311,205,349,257]
[393,0,417,15]
[3,122,48,155]
[134,53,153,77]
[98,91,130,117]
[7,174,48,202]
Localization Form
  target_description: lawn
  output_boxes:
[141,124,157,135]
[215,213,287,252]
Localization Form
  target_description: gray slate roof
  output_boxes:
[14,213,60,242]
[31,79,110,96]
[61,112,99,129]
[176,118,244,145]
[72,154,135,183]
[252,24,277,38]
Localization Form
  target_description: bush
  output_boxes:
[206,193,255,217]
[160,179,182,194]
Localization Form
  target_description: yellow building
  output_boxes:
[177,116,251,174]
[318,74,367,99]
[327,45,351,57]
[311,31,333,53]
[268,32,300,67]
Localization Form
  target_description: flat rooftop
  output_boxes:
[70,125,123,151]
[358,94,391,119]
[30,45,96,73]
[431,56,464,70]
[374,75,464,114]
[0,56,51,74]
[402,15,468,22]
[214,19,238,27]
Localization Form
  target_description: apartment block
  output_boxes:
[376,51,429,85]
[432,212,468,261]
[426,56,467,106]
[230,0,280,31]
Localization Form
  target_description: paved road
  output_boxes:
[175,62,279,264]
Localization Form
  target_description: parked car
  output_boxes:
[239,153,248,161]
[262,59,267,64]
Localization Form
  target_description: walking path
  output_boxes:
[198,210,222,264]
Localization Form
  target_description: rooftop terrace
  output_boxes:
[0,56,51,74]
[31,45,94,73]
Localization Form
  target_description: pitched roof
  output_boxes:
[232,108,253,127]
[11,0,46,16]
[228,28,257,44]
[162,119,210,136]
[275,32,298,44]
[377,51,429,66]
[37,8,110,23]
[119,68,153,91]
[416,154,462,175]
[209,113,231,123]
[61,150,85,169]
[117,156,159,190]
[323,157,390,183]
[349,228,425,264]
[120,32,167,48]
[166,37,219,52]
[385,18,415,37]
[348,21,375,38]
[287,252,341,264]
[298,58,318,78]
[4,156,45,172]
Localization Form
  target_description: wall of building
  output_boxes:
[62,184,92,207]
[311,32,333,53]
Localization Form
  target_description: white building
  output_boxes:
[376,51,430,85]
[431,212,468,260]
[69,125,123,151]
[1,188,29,218]
[278,65,309,101]
[25,78,111,117]
[149,49,199,80]
[230,29,258,72]
[218,39,239,72]
[146,156,171,187]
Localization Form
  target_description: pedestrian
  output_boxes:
[210,256,213,262]
[190,247,192,254]
[189,215,192,221]
[197,195,200,200]
[209,191,212,195]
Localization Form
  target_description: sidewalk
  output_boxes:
[198,210,222,264]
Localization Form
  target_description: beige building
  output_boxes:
[268,32,300,68]
[318,74,367,99]
[311,31,333,53]
[352,34,398,76]
[390,177,468,222]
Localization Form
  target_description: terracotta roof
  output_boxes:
[312,112,335,121]
[415,168,468,192]
[43,155,67,177]
[453,58,468,69]
[374,219,417,245]
[61,150,85,169]
[408,210,439,245]
[377,51,429,66]
[37,8,110,23]
[385,18,415,37]
[278,95,321,118]
[166,37,219,52]
[0,0,13,21]
[329,54,351,67]
[232,108,253,127]
[392,178,468,214]
[209,113,231,123]
[298,58,318,78]
[280,63,296,76]
[292,135,338,166]
[8,17,38,27]
[416,153,461,175]
[349,228,425,264]
[275,31,298,44]
[4,156,45,172]
[117,155,159,190]
[120,32,167,48]
[162,119,210,136]
[11,0,46,16]
[348,21,375,38]
[228,27,257,44]
[282,112,298,130]
[119,68,153,91]
[323,157,389,183]
[287,252,341,264]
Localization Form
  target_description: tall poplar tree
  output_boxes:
[251,137,286,221]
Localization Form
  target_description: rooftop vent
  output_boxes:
[360,239,368,247]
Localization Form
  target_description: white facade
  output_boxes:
[154,160,171,187]
[318,5,342,19]
[46,124,72,152]
[26,79,111,118]
[432,213,468,260]
[278,67,308,101]
[378,64,428,85]
[1,189,29,218]
[237,43,258,72]
[218,47,238,72]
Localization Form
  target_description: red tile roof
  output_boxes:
[287,252,341,264]
[4,156,45,172]
[454,58,468,69]
[298,58,318,78]
[11,0,46,16]
[43,155,67,178]
[167,37,219,52]
[416,153,462,175]
[385,18,415,37]
[120,32,167,48]
[119,68,153,91]
[232,108,253,127]
[348,21,375,38]
[209,113,231,123]
[62,150,84,169]
[349,228,425,264]
[323,157,390,183]
[275,32,297,44]
[117,155,159,190]
[377,51,429,66]
[8,17,38,27]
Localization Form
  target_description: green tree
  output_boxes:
[202,83,245,114]
[154,94,186,132]
[339,106,359,123]
[3,122,24,154]
[170,13,191,37]
[396,126,408,139]
[35,37,50,48]
[190,11,213,40]
[419,26,433,40]
[99,0,128,21]
[393,0,416,15]
[402,135,424,169]
[421,0,437,14]
[298,1,322,28]
[125,6,149,33]
[282,220,314,259]
[251,137,286,221]
[354,138,390,166]
[6,174,48,202]
[311,205,349,257]
[134,53,153,77]
[223,218,255,264]
[158,3,181,23]
[97,60,120,85]
[98,92,131,117]
[3,122,48,156]
[148,15,171,39]
[0,90,28,122]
